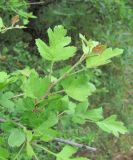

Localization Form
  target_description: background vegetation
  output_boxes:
[0,0,133,159]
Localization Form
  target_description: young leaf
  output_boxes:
[79,34,99,54]
[86,107,103,122]
[72,102,103,124]
[56,146,89,160]
[56,145,77,160]
[22,73,50,99]
[0,72,10,90]
[8,129,25,147]
[72,102,89,124]
[0,92,14,112]
[62,74,96,102]
[86,48,123,68]
[36,25,77,61]
[35,113,59,142]
[0,147,9,159]
[26,142,34,158]
[0,17,4,30]
[71,158,89,160]
[96,115,128,137]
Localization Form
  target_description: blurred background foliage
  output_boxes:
[0,0,133,159]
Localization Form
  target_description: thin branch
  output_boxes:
[0,118,6,123]
[49,61,54,80]
[48,90,65,96]
[54,138,97,152]
[0,118,97,152]
[0,26,26,33]
[12,93,24,99]
[27,0,55,6]
[0,118,25,129]
[13,143,25,160]
[33,143,57,157]
[35,54,88,106]
[28,1,46,5]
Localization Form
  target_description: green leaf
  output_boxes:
[35,113,59,142]
[26,142,34,158]
[8,129,25,147]
[62,74,96,101]
[72,102,103,124]
[22,73,50,99]
[0,72,10,90]
[56,146,89,160]
[72,101,89,124]
[0,92,14,112]
[15,97,35,114]
[97,115,128,137]
[71,158,89,160]
[56,146,77,160]
[36,25,76,61]
[79,34,98,54]
[0,147,9,159]
[86,48,123,68]
[86,107,103,122]
[25,130,33,142]
[0,17,4,29]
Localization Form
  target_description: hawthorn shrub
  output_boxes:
[0,25,128,160]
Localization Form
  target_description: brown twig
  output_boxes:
[54,137,97,152]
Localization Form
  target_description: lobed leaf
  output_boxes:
[62,74,96,102]
[8,129,25,147]
[36,25,77,61]
[96,115,128,137]
[86,48,123,68]
[22,73,50,99]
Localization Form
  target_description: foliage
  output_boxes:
[0,0,132,159]
[0,25,128,159]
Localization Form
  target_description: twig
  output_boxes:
[35,54,87,106]
[13,143,25,160]
[49,61,54,80]
[27,0,55,6]
[0,118,25,129]
[0,118,6,123]
[54,138,97,152]
[49,90,65,96]
[12,93,24,99]
[28,1,46,5]
[0,26,26,33]
[0,119,96,152]
[44,54,87,98]
[33,143,57,157]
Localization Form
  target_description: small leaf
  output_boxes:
[22,73,50,99]
[0,92,14,112]
[97,115,128,137]
[72,103,103,124]
[62,74,96,101]
[11,15,19,26]
[86,48,123,68]
[35,113,59,142]
[72,102,89,124]
[8,129,25,147]
[25,130,33,142]
[86,107,103,122]
[56,146,77,160]
[0,17,4,29]
[71,158,89,160]
[92,44,106,54]
[26,142,34,158]
[56,146,89,160]
[0,147,9,159]
[0,72,10,90]
[36,25,77,61]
